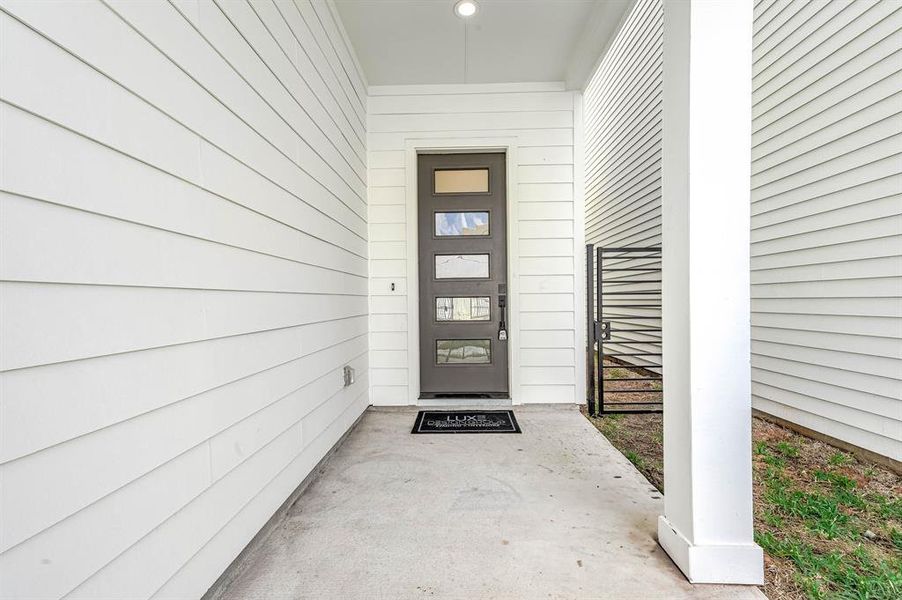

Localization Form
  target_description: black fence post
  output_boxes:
[596,246,605,414]
[585,244,596,416]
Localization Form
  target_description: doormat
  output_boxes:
[411,410,521,434]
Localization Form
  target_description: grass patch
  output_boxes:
[584,412,902,600]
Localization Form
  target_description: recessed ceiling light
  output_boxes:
[454,0,478,18]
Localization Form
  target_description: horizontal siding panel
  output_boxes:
[369,350,408,369]
[521,348,575,367]
[368,204,406,224]
[752,195,902,241]
[367,111,573,133]
[519,146,574,166]
[205,0,366,175]
[751,277,901,298]
[250,0,365,158]
[753,296,902,317]
[370,385,409,405]
[369,186,406,205]
[752,337,900,382]
[519,219,574,239]
[1,335,365,554]
[755,397,901,461]
[370,277,407,295]
[366,128,573,152]
[0,111,366,260]
[368,150,405,170]
[519,201,573,220]
[69,391,367,599]
[369,314,407,332]
[368,91,573,114]
[0,198,366,293]
[368,84,577,402]
[519,164,573,184]
[521,367,574,385]
[751,255,901,284]
[369,168,406,187]
[0,445,210,600]
[519,293,574,312]
[752,352,901,399]
[369,332,407,351]
[0,282,366,371]
[520,330,576,349]
[152,394,368,598]
[0,317,366,464]
[369,295,406,315]
[519,182,573,202]
[521,312,574,331]
[752,93,902,172]
[751,236,900,269]
[0,0,370,597]
[753,383,900,449]
[753,367,900,419]
[583,0,663,373]
[752,312,902,339]
[0,5,367,225]
[753,326,901,359]
[369,241,406,260]
[751,0,902,460]
[754,1,865,80]
[519,239,575,257]
[519,275,574,294]
[519,385,576,403]
[369,223,406,242]
[519,257,574,276]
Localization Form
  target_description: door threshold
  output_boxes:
[418,397,512,408]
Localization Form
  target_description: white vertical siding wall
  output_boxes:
[583,0,663,371]
[367,83,581,405]
[751,0,902,460]
[0,1,368,597]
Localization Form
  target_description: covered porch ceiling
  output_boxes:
[334,0,632,88]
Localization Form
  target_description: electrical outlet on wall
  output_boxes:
[342,365,355,387]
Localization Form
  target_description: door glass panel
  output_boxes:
[434,168,489,194]
[435,212,489,236]
[435,254,489,279]
[436,297,491,321]
[436,339,491,364]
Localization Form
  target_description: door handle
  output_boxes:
[498,294,508,341]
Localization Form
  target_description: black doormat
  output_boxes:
[411,410,521,434]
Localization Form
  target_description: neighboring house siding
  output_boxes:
[582,0,900,460]
[751,0,902,461]
[0,1,368,598]
[583,0,663,371]
[367,83,581,405]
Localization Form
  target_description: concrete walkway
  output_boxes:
[217,405,764,599]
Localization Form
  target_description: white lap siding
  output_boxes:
[751,0,902,461]
[583,0,663,373]
[0,1,368,597]
[367,83,581,405]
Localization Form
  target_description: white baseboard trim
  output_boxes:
[657,516,764,585]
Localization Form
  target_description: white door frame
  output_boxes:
[403,136,521,405]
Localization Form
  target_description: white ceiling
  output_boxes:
[333,0,630,88]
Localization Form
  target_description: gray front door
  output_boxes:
[418,153,509,398]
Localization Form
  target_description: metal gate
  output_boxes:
[586,246,663,415]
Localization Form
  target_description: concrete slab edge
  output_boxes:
[201,409,369,600]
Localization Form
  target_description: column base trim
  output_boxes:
[657,516,764,585]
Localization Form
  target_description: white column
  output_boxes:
[659,0,763,585]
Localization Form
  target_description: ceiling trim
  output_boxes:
[565,0,635,90]
[368,81,566,96]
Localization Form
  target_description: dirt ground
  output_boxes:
[583,409,902,600]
